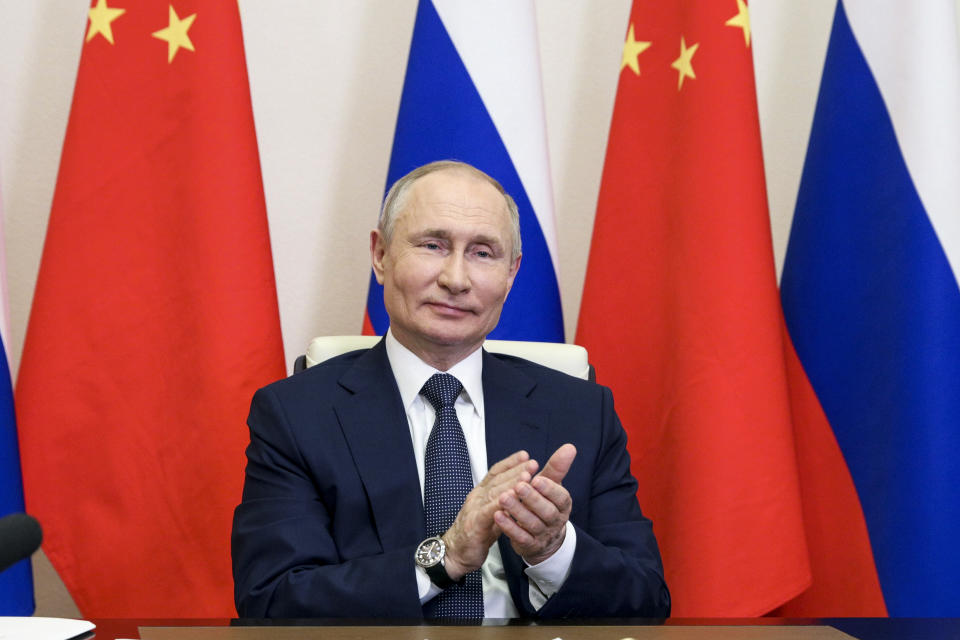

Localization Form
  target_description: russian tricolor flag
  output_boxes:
[781,0,960,615]
[364,0,563,342]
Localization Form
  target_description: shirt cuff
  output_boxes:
[523,520,577,609]
[416,565,443,604]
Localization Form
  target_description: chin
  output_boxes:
[420,323,485,349]
[424,330,479,348]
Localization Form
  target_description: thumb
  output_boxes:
[537,444,577,484]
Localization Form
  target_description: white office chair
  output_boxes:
[293,335,593,381]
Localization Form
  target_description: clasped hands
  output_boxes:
[441,444,577,581]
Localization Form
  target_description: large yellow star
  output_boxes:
[725,0,751,47]
[152,5,197,63]
[621,24,652,76]
[671,36,699,90]
[86,0,125,45]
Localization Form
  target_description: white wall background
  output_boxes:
[1,0,956,616]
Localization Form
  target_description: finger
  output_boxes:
[487,453,527,480]
[481,459,537,494]
[536,444,577,484]
[498,488,548,535]
[487,450,530,475]
[516,480,568,525]
[530,476,573,515]
[493,509,536,548]
[478,459,538,499]
[466,463,536,522]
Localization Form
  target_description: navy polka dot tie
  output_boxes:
[420,373,484,619]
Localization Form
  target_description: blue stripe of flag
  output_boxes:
[0,336,35,614]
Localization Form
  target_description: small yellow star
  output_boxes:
[621,24,652,76]
[152,5,197,63]
[725,0,751,47]
[671,36,699,90]
[86,0,125,45]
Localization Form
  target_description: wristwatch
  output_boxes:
[414,535,457,589]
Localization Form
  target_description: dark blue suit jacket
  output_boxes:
[231,339,669,618]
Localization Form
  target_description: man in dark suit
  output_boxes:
[232,161,669,619]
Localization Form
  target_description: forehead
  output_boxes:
[398,169,511,235]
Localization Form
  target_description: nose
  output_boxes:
[437,252,470,294]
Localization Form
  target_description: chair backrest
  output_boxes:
[296,336,593,381]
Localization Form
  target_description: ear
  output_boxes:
[370,229,388,285]
[503,253,522,299]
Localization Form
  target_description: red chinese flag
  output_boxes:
[16,1,285,616]
[576,0,811,616]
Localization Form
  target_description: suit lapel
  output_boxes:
[482,350,550,614]
[482,350,549,470]
[333,339,426,549]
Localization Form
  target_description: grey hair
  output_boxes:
[378,160,522,261]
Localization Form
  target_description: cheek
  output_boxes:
[478,272,513,306]
[388,257,432,295]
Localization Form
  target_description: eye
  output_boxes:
[472,245,497,259]
[423,241,442,251]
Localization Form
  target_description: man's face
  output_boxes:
[371,169,521,369]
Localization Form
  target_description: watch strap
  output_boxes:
[424,558,456,589]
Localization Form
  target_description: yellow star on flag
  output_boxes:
[152,5,197,63]
[671,36,699,90]
[86,0,125,45]
[725,0,751,47]
[621,24,652,76]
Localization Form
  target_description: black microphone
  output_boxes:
[0,513,43,574]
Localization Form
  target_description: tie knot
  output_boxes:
[420,373,463,411]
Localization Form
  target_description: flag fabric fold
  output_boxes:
[576,0,810,616]
[779,0,960,616]
[0,185,34,615]
[16,0,285,617]
[364,0,563,342]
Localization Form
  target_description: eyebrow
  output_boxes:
[413,229,505,251]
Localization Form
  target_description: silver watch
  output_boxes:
[415,535,456,588]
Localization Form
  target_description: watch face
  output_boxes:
[416,537,443,567]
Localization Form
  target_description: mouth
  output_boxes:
[424,301,473,317]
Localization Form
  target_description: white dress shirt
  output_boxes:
[384,330,576,617]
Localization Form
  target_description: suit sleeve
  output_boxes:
[231,386,423,618]
[536,385,671,618]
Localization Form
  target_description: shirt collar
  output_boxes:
[385,328,485,418]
